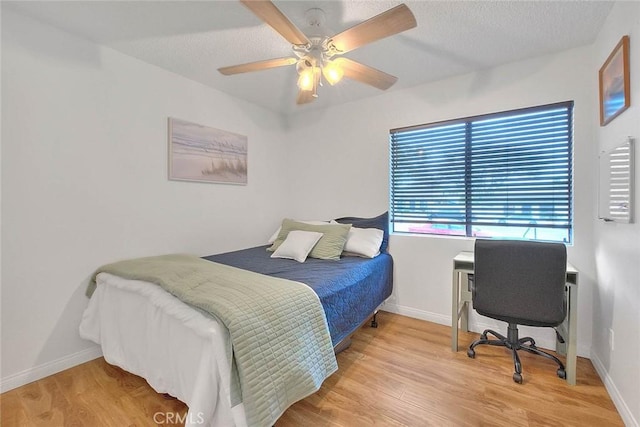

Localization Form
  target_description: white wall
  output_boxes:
[591,3,640,426]
[1,9,290,390]
[285,45,598,357]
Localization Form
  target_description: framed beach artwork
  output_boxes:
[169,118,247,185]
[599,35,630,126]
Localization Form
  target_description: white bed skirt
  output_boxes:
[79,272,247,427]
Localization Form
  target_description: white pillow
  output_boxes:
[267,220,328,244]
[342,227,384,258]
[270,230,324,263]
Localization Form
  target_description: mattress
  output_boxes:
[205,246,394,346]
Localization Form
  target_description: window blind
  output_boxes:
[390,101,573,242]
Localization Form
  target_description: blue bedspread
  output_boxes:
[204,246,393,346]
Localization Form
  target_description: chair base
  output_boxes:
[467,324,566,384]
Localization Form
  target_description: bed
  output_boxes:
[79,213,393,427]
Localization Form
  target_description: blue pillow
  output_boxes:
[334,212,389,252]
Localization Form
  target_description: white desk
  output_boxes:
[451,251,579,385]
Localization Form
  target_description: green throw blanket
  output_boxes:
[89,254,338,427]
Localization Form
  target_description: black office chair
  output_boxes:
[467,239,567,384]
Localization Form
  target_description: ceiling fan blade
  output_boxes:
[218,57,297,75]
[296,89,316,105]
[240,0,310,46]
[329,4,416,54]
[296,68,321,105]
[335,57,398,90]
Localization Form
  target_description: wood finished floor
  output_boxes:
[1,312,623,426]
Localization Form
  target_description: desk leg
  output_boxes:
[566,283,578,385]
[460,272,469,333]
[451,269,459,351]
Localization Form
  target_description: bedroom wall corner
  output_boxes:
[0,8,290,391]
[591,2,640,426]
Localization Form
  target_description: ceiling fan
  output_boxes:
[218,1,417,105]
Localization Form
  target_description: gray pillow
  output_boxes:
[268,219,351,260]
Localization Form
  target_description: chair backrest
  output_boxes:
[473,239,567,327]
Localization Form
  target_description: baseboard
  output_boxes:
[591,351,638,427]
[383,303,451,326]
[0,346,103,393]
[383,303,590,357]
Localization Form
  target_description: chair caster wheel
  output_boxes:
[513,373,523,384]
[467,349,475,358]
[557,368,566,379]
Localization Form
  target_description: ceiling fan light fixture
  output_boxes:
[322,60,344,86]
[297,68,314,91]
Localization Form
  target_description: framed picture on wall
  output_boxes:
[168,118,248,185]
[599,35,630,126]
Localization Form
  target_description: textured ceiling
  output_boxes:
[6,1,614,115]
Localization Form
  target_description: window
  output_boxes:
[390,101,573,243]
